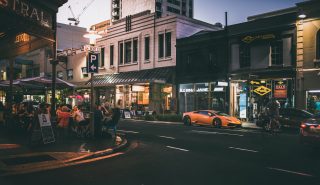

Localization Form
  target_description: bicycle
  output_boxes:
[264,117,281,135]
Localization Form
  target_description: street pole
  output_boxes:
[90,72,94,137]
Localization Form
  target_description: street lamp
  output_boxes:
[83,30,102,137]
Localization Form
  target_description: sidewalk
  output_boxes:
[0,126,128,176]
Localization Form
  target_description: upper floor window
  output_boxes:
[110,45,114,66]
[57,71,63,79]
[145,36,150,60]
[133,39,138,63]
[158,32,172,59]
[100,47,105,67]
[239,45,250,68]
[119,42,124,65]
[271,40,283,66]
[125,41,132,64]
[317,30,320,59]
[67,69,73,80]
[119,38,139,65]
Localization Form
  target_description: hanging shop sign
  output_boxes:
[253,86,271,96]
[0,0,53,28]
[274,81,287,98]
[15,33,30,43]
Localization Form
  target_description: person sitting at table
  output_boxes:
[73,106,89,137]
[57,106,71,139]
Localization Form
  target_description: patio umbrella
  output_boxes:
[19,76,76,89]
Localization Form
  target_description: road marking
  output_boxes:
[166,146,189,152]
[117,130,139,134]
[191,130,244,137]
[158,135,175,140]
[228,147,258,153]
[267,167,313,177]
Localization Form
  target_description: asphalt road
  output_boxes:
[1,120,320,185]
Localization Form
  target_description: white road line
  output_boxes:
[267,167,313,177]
[158,135,175,140]
[191,130,244,137]
[166,146,189,152]
[228,147,258,153]
[117,130,139,134]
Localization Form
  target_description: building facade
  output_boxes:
[88,10,220,114]
[111,0,194,22]
[176,30,228,113]
[0,0,67,104]
[228,9,297,121]
[295,0,320,114]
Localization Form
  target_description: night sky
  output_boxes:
[57,0,305,29]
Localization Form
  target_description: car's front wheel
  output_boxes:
[183,116,191,126]
[212,118,222,128]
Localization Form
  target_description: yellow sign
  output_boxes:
[254,86,271,96]
[15,33,30,43]
[277,81,284,85]
[242,34,276,44]
[250,80,260,85]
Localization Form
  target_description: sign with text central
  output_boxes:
[87,53,99,73]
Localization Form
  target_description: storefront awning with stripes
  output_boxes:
[86,67,175,86]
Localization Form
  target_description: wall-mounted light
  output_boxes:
[298,9,306,19]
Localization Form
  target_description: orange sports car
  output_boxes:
[182,110,242,128]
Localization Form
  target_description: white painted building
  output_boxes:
[87,10,221,113]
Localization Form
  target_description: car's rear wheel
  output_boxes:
[183,116,191,126]
[212,118,222,128]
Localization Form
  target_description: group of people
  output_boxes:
[56,102,120,138]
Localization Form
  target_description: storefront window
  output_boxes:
[307,91,320,114]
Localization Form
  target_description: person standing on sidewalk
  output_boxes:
[94,105,103,138]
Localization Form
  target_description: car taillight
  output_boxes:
[310,125,315,129]
[301,124,307,128]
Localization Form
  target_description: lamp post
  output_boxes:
[83,30,102,137]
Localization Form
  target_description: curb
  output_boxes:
[67,135,129,163]
[0,135,129,176]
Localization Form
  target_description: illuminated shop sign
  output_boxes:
[132,85,145,92]
[15,33,30,43]
[179,83,209,93]
[274,81,287,98]
[217,81,228,87]
[242,34,276,44]
[0,0,52,28]
[254,86,271,96]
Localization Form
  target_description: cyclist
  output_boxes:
[266,98,280,133]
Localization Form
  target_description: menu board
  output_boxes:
[38,114,55,144]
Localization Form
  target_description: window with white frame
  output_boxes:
[158,32,172,59]
[145,36,150,61]
[57,71,63,79]
[119,37,139,65]
[81,67,88,78]
[271,40,283,66]
[67,69,73,80]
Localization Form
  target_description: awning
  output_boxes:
[0,76,75,90]
[86,67,175,86]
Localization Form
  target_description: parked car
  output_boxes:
[300,113,320,147]
[182,110,241,128]
[278,108,313,129]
